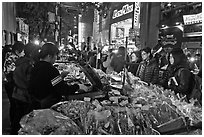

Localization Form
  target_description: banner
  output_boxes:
[183,13,202,25]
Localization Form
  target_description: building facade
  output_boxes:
[158,2,202,51]
[92,2,161,51]
[2,2,17,46]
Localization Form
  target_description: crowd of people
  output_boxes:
[88,43,202,104]
[2,41,89,134]
[2,41,202,134]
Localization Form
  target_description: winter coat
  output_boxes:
[110,53,129,73]
[12,57,34,103]
[128,61,140,76]
[157,65,171,89]
[29,61,80,109]
[136,58,159,84]
[168,65,194,99]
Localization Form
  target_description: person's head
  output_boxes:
[141,47,152,61]
[24,43,36,57]
[169,48,187,67]
[12,41,25,57]
[130,50,142,62]
[118,46,125,55]
[38,42,59,64]
[163,44,173,53]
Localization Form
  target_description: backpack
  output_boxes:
[178,68,202,105]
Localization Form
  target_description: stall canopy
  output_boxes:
[2,2,16,33]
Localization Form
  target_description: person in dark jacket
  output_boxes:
[12,43,36,134]
[167,48,194,100]
[3,41,25,134]
[136,47,159,85]
[110,46,129,73]
[29,42,88,110]
[88,51,97,68]
[128,50,142,76]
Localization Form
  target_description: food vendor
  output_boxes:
[29,42,89,110]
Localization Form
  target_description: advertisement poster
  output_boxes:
[116,27,125,38]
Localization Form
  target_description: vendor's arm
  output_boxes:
[50,67,80,95]
[52,69,89,96]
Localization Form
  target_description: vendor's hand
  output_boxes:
[60,71,69,79]
[78,84,89,92]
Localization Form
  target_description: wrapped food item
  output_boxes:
[94,68,110,85]
[51,100,95,132]
[187,129,202,135]
[110,106,160,135]
[85,106,115,135]
[18,109,82,135]
[156,116,188,134]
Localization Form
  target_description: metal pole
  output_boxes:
[59,2,61,46]
[122,36,128,86]
[132,2,135,29]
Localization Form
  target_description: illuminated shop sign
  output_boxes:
[134,2,140,28]
[183,13,202,25]
[162,34,177,46]
[112,4,133,19]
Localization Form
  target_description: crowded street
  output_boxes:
[2,2,202,135]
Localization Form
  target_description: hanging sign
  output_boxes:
[48,12,55,23]
[134,2,140,28]
[19,19,29,34]
[183,12,202,25]
[129,28,136,39]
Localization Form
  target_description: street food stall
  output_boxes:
[18,61,202,135]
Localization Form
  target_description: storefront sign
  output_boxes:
[48,12,55,23]
[183,13,202,25]
[162,34,177,46]
[129,28,136,39]
[133,2,140,28]
[19,19,29,34]
[112,4,133,19]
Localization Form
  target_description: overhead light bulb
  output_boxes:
[34,40,40,45]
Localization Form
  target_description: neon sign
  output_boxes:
[112,4,133,19]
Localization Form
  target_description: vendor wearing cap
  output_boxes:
[29,42,89,109]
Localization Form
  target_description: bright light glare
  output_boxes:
[59,46,64,50]
[113,50,118,53]
[34,40,40,45]
[189,57,196,62]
